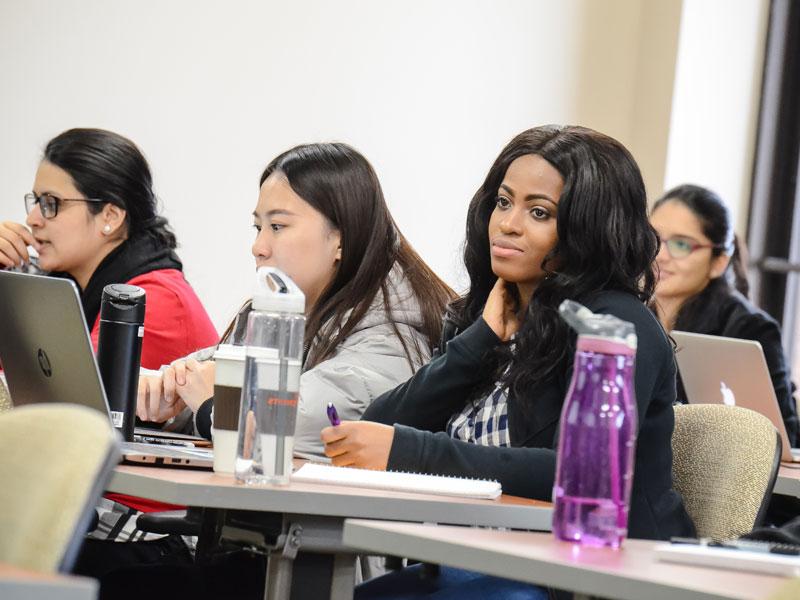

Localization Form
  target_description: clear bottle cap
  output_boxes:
[252,267,305,314]
[558,299,637,350]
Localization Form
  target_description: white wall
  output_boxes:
[664,0,770,231]
[0,0,683,331]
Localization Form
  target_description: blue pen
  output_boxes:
[326,402,341,426]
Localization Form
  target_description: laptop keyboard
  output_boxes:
[132,434,196,448]
[123,441,213,458]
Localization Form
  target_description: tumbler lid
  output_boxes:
[558,299,637,351]
[252,267,305,314]
[100,284,146,324]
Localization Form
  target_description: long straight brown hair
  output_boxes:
[251,142,454,369]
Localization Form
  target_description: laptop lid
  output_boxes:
[0,270,111,416]
[671,330,793,461]
[0,271,212,469]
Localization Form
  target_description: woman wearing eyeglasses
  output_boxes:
[0,128,218,370]
[650,183,799,446]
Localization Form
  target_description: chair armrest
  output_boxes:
[136,508,202,536]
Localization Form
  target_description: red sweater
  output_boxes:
[89,269,218,368]
[92,269,218,515]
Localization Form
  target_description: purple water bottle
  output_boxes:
[552,300,638,548]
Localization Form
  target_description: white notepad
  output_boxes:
[292,463,502,499]
[655,543,800,577]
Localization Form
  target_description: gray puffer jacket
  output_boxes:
[295,266,431,455]
[177,265,433,456]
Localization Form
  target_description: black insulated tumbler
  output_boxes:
[97,284,146,441]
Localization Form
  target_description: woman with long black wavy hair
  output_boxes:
[323,125,695,599]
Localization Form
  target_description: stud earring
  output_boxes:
[103,225,111,234]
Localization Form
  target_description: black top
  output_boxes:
[54,234,182,328]
[674,290,799,447]
[363,290,695,541]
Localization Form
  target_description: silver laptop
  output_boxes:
[672,330,799,463]
[0,270,212,469]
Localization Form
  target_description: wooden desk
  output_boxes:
[342,520,797,600]
[775,463,800,499]
[0,563,97,600]
[108,464,552,599]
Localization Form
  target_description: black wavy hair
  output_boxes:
[651,183,749,332]
[43,128,176,248]
[259,142,454,369]
[452,125,659,397]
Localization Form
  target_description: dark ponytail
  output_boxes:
[730,234,750,297]
[43,128,176,249]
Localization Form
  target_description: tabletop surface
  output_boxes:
[109,464,554,530]
[0,563,88,582]
[0,563,97,600]
[776,463,800,498]
[342,519,797,600]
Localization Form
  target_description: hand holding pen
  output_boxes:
[321,402,395,470]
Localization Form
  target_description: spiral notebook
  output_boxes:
[291,463,502,499]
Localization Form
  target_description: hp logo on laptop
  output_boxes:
[37,349,52,378]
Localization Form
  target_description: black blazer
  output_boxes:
[363,290,695,541]
[674,291,799,447]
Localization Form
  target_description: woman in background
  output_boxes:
[650,184,799,446]
[0,128,217,370]
[0,127,219,580]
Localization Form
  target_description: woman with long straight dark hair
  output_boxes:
[91,142,454,599]
[258,142,451,373]
[323,125,694,599]
[138,142,454,456]
[650,184,799,445]
[0,128,218,369]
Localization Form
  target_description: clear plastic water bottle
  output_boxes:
[552,300,638,548]
[235,267,305,485]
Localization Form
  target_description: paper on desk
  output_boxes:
[292,463,502,499]
[655,543,800,577]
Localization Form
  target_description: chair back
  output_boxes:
[0,376,11,412]
[769,578,800,600]
[672,404,781,539]
[0,404,119,572]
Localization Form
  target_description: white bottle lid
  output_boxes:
[252,267,305,314]
[212,344,247,362]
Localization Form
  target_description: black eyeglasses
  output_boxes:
[24,193,105,219]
